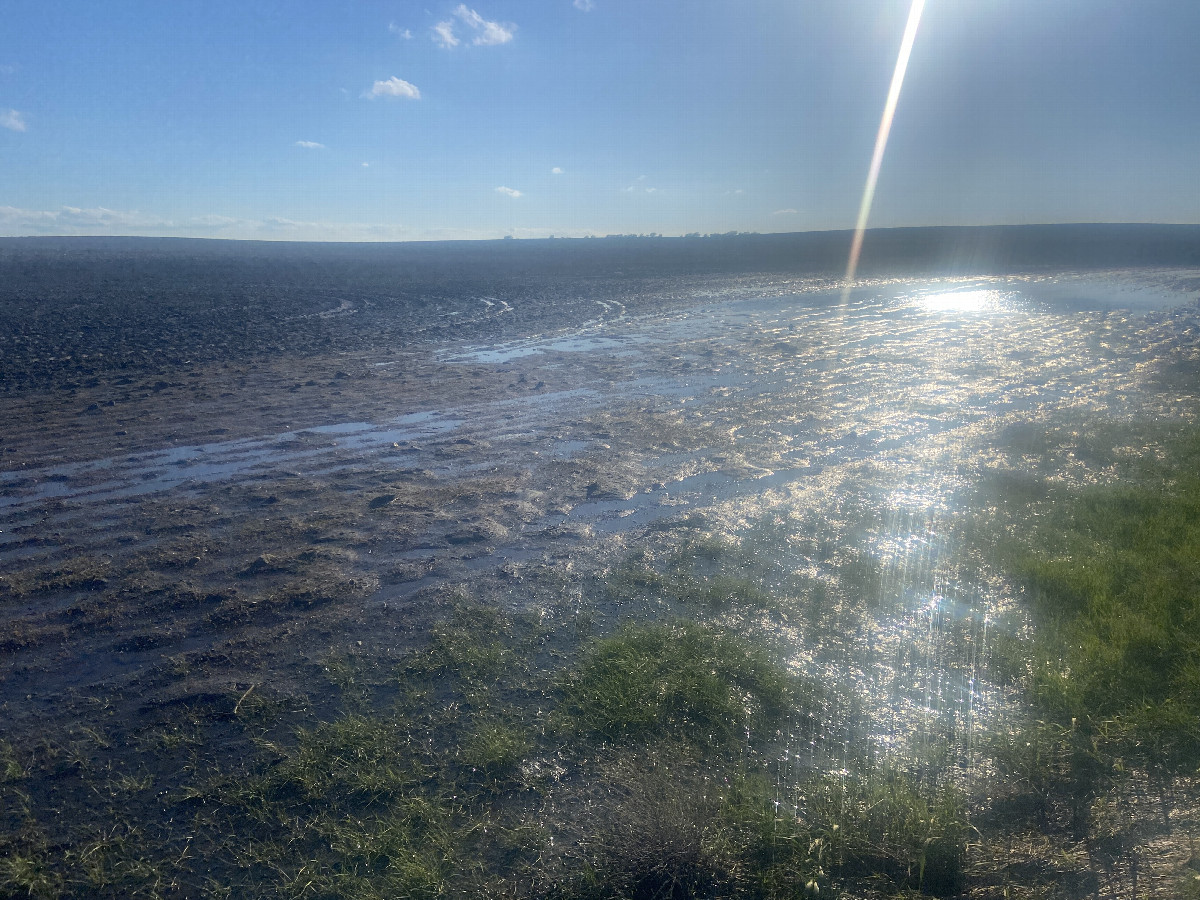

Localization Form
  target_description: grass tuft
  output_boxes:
[558,621,800,748]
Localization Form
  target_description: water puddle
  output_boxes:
[4,269,1198,777]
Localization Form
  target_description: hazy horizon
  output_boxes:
[4,221,1200,248]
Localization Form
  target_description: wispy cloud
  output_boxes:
[551,167,563,175]
[772,208,798,215]
[622,182,660,194]
[574,0,595,10]
[432,20,459,48]
[365,76,421,100]
[433,5,515,49]
[295,140,325,149]
[1,109,26,132]
[495,186,522,198]
[0,205,459,241]
[0,205,168,231]
[388,22,413,39]
[456,5,515,44]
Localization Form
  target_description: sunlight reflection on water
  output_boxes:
[918,288,1009,314]
[6,269,1195,796]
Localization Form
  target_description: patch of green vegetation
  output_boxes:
[459,722,532,783]
[255,714,422,807]
[0,571,978,900]
[200,712,459,898]
[600,551,669,607]
[777,767,967,898]
[988,421,1200,837]
[0,738,176,899]
[558,621,800,747]
[0,841,63,900]
[0,739,24,783]
[549,757,966,900]
[409,603,518,683]
[603,545,779,616]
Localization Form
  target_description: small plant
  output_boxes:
[461,722,532,783]
[760,766,968,898]
[558,621,799,748]
[201,712,459,897]
[410,603,517,683]
[590,767,747,900]
[0,850,63,900]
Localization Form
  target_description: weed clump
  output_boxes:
[548,759,967,900]
[558,621,797,748]
[460,722,533,782]
[410,603,517,682]
[582,767,749,900]
[201,712,458,898]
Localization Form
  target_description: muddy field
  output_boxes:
[3,239,1200,897]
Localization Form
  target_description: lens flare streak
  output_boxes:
[841,0,927,303]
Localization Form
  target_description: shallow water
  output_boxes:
[2,268,1198,777]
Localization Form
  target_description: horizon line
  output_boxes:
[3,221,1199,247]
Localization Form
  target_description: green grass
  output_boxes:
[984,421,1200,841]
[196,713,459,899]
[601,542,778,615]
[558,621,800,748]
[1005,478,1200,764]
[558,758,967,900]
[32,424,1200,900]
[0,589,967,900]
[407,602,518,683]
[459,722,532,782]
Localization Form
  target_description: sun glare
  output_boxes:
[919,289,1004,314]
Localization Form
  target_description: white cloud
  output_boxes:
[457,5,515,44]
[772,208,798,215]
[365,76,421,99]
[388,22,413,39]
[361,162,370,168]
[0,204,518,241]
[495,186,522,198]
[1,109,26,132]
[432,19,460,47]
[295,140,325,149]
[191,214,241,228]
[0,204,169,231]
[574,0,595,10]
[551,166,563,175]
[435,6,515,49]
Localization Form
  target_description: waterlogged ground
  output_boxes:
[2,266,1200,896]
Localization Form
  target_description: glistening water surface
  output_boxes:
[4,270,1197,787]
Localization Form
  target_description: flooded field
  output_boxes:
[2,248,1200,897]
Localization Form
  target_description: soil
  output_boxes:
[3,244,1200,896]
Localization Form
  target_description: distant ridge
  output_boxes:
[2,223,1199,278]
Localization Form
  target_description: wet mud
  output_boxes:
[2,261,1200,895]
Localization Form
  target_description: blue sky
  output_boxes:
[1,0,1198,241]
